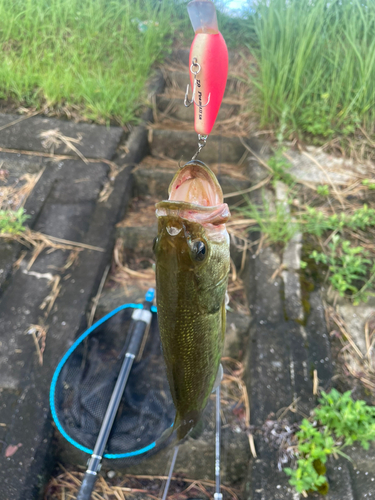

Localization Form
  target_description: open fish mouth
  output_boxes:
[156,160,230,226]
[168,160,223,206]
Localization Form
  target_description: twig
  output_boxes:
[88,264,110,327]
[0,230,105,252]
[239,137,273,172]
[313,369,319,395]
[0,146,118,178]
[0,111,40,132]
[224,174,272,199]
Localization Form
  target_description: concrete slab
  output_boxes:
[0,154,59,291]
[150,129,246,164]
[0,164,134,498]
[286,146,369,185]
[0,114,123,159]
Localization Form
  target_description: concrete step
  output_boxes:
[0,109,150,499]
[0,113,124,159]
[132,160,250,201]
[156,95,240,122]
[149,129,246,164]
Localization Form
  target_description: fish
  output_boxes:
[153,159,230,442]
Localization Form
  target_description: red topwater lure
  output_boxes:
[184,0,228,158]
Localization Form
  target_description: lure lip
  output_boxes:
[187,0,219,34]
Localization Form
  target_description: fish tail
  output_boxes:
[156,410,201,448]
[155,415,181,449]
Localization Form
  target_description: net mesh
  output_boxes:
[52,307,175,462]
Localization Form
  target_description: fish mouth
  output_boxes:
[156,160,230,226]
[168,160,223,206]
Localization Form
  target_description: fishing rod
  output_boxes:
[160,380,223,500]
[76,288,155,500]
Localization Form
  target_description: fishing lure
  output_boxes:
[184,0,229,158]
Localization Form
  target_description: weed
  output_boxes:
[301,205,375,237]
[316,185,330,197]
[238,193,299,246]
[362,179,375,190]
[284,389,375,495]
[315,390,375,448]
[267,150,295,186]
[0,208,29,234]
[310,235,374,303]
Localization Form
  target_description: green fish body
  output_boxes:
[154,160,230,442]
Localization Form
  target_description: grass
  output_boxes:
[284,389,375,496]
[0,0,178,124]
[249,0,375,141]
[238,192,299,246]
[0,0,256,124]
[0,208,29,234]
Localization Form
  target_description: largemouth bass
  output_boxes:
[154,160,230,442]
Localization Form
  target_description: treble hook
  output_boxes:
[184,57,211,108]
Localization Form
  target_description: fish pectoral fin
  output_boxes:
[211,363,223,394]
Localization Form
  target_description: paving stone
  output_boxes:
[0,266,56,390]
[245,246,284,324]
[304,291,333,390]
[282,270,304,322]
[0,151,49,176]
[0,240,20,292]
[224,312,251,360]
[348,443,375,499]
[0,154,59,291]
[0,114,123,159]
[286,146,368,185]
[325,458,356,500]
[337,299,375,355]
[245,448,297,500]
[48,160,107,203]
[116,224,157,258]
[150,129,245,164]
[283,233,302,272]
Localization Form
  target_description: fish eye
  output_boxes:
[192,240,206,262]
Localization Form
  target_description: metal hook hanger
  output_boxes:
[184,57,211,108]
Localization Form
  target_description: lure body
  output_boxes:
[189,32,228,136]
[154,161,230,441]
